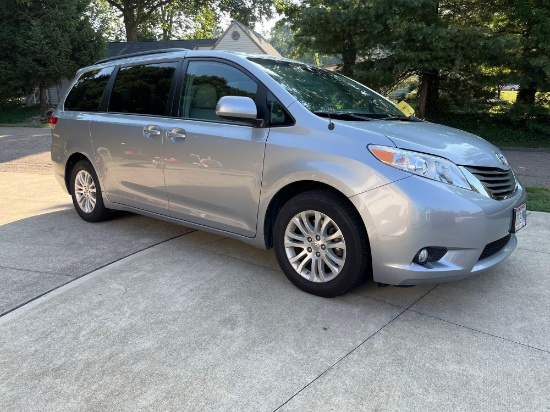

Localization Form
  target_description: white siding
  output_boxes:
[214,25,264,54]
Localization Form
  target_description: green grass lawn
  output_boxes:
[457,122,548,148]
[433,114,550,148]
[0,123,49,128]
[526,187,550,213]
[0,105,46,126]
[499,91,550,104]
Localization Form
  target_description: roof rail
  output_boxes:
[95,48,189,64]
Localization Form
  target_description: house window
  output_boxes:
[231,31,240,41]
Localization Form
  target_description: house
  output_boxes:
[202,20,281,56]
[108,21,281,58]
[32,20,280,107]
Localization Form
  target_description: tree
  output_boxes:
[267,22,340,66]
[87,0,127,41]
[495,0,550,104]
[280,0,511,118]
[278,0,381,76]
[216,0,274,29]
[0,0,105,108]
[105,0,176,41]
[105,0,275,41]
[369,0,509,118]
[137,3,220,41]
[0,4,29,106]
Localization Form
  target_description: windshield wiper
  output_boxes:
[378,115,421,122]
[313,111,373,121]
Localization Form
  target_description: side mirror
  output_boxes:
[216,96,264,127]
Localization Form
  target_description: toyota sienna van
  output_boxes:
[51,49,527,297]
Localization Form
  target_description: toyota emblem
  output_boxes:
[495,152,509,166]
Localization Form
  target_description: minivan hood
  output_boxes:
[345,120,509,169]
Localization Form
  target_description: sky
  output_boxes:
[219,12,281,38]
[254,15,280,37]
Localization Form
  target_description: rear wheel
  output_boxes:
[70,160,111,222]
[273,190,370,297]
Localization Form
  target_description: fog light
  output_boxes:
[415,248,430,264]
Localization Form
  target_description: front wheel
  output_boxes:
[273,190,370,297]
[70,159,111,222]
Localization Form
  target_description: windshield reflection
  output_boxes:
[249,57,405,119]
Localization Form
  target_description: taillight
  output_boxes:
[49,116,58,128]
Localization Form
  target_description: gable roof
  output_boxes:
[213,21,281,57]
[108,39,217,57]
[106,21,281,58]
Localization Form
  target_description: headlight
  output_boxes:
[368,145,471,190]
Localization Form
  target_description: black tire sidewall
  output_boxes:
[273,191,367,297]
[70,160,108,222]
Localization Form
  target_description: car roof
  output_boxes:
[81,49,308,75]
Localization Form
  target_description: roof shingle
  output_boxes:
[108,39,218,57]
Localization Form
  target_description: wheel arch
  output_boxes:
[64,152,94,194]
[262,180,367,250]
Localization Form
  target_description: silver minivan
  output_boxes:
[51,49,527,297]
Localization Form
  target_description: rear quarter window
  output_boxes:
[64,67,114,111]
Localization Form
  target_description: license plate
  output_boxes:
[512,203,527,233]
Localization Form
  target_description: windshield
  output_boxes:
[248,57,406,119]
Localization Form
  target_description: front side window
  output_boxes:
[182,61,258,122]
[64,67,114,111]
[109,62,178,116]
[249,57,406,120]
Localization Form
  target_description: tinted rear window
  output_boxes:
[108,62,178,116]
[64,67,114,111]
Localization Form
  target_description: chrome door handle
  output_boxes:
[166,128,186,142]
[143,125,161,139]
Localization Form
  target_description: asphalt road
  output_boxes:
[500,148,550,188]
[0,127,51,174]
[1,126,550,411]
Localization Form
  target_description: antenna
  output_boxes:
[327,113,335,130]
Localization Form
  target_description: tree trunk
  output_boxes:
[417,70,439,119]
[418,77,428,120]
[39,83,47,109]
[340,43,357,77]
[162,26,170,41]
[124,13,138,41]
[163,8,174,40]
[417,2,441,119]
[517,83,537,105]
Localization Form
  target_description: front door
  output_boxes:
[162,60,268,237]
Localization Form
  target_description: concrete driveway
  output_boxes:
[1,127,550,411]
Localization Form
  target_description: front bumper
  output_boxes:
[350,175,526,285]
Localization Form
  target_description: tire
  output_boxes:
[70,159,111,222]
[273,190,370,297]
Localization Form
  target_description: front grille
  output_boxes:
[478,234,511,261]
[465,166,517,199]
